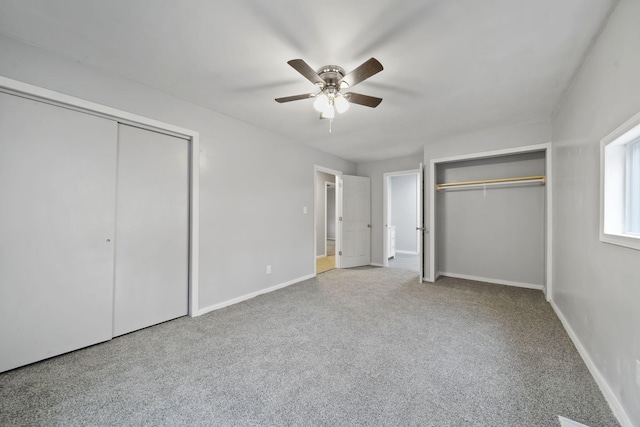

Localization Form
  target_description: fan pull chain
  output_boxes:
[329,118,333,133]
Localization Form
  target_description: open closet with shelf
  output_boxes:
[434,151,547,290]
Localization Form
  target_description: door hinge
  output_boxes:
[339,216,343,221]
[339,251,342,256]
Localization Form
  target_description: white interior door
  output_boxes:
[339,175,371,268]
[113,124,189,336]
[0,92,117,372]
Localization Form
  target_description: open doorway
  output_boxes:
[314,165,371,274]
[383,170,421,273]
[315,168,339,274]
[326,183,336,255]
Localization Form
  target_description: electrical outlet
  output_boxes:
[266,265,271,275]
[636,359,640,387]
[303,206,308,214]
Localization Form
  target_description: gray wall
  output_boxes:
[436,152,545,286]
[423,121,552,280]
[551,0,640,424]
[390,174,418,252]
[0,34,356,310]
[315,171,335,256]
[357,153,424,265]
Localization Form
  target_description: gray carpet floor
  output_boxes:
[0,268,619,427]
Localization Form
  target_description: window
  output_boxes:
[626,138,640,235]
[601,112,640,250]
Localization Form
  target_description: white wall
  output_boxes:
[390,174,418,252]
[357,153,424,265]
[315,171,335,257]
[551,0,640,424]
[423,121,552,280]
[0,34,356,311]
[436,152,546,287]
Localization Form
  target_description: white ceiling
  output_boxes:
[0,0,615,163]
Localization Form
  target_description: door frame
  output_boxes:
[383,168,421,267]
[0,76,202,316]
[314,165,342,274]
[428,142,553,300]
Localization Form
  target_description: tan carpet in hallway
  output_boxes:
[316,255,335,274]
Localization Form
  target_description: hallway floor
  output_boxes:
[388,253,419,272]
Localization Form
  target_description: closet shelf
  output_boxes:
[436,175,546,191]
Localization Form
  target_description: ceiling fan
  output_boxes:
[275,58,383,119]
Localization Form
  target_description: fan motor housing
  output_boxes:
[316,65,346,88]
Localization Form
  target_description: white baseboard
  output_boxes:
[550,301,633,427]
[558,416,590,427]
[438,272,544,291]
[370,262,384,267]
[316,254,326,259]
[196,274,315,317]
[395,250,418,255]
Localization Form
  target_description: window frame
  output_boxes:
[600,111,640,251]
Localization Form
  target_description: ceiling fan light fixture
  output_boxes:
[334,94,350,114]
[313,93,329,112]
[276,58,383,121]
[321,104,335,119]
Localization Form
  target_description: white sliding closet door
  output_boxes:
[113,124,189,336]
[0,93,117,372]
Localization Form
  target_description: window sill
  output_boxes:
[600,232,640,251]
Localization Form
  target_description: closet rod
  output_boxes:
[436,175,546,191]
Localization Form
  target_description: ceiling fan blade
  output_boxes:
[275,93,314,103]
[346,92,383,108]
[340,58,383,88]
[287,59,325,86]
